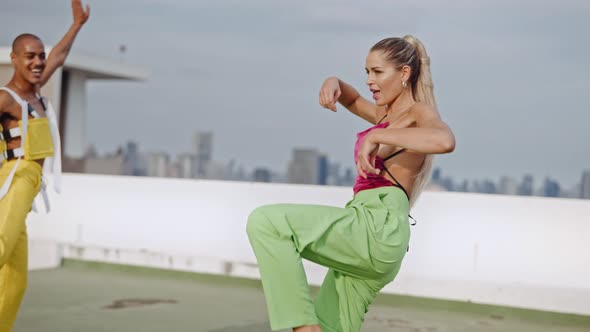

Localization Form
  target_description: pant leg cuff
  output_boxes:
[270,318,320,331]
[317,315,341,332]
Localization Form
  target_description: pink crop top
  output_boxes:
[352,122,410,200]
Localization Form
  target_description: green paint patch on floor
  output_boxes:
[15,259,590,332]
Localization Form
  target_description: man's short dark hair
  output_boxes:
[12,33,42,52]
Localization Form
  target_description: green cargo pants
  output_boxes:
[246,186,411,332]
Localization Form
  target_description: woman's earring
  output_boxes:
[402,81,407,88]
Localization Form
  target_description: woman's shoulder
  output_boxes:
[410,101,435,112]
[410,102,440,120]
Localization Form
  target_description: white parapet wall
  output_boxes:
[28,239,62,270]
[26,173,590,316]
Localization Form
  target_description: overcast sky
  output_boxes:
[1,0,589,188]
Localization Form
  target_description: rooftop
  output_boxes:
[17,259,590,332]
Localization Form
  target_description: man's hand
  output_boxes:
[39,0,90,87]
[72,0,90,28]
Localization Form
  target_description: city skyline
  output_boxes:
[85,132,590,191]
[84,134,590,200]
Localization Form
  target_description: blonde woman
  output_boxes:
[247,35,455,332]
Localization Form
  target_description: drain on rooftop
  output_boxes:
[103,298,178,310]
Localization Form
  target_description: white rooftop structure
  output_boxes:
[0,46,148,171]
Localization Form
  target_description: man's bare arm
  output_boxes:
[40,0,90,86]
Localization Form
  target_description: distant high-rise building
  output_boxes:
[318,154,329,185]
[431,167,441,182]
[560,183,581,199]
[581,170,590,199]
[341,167,356,187]
[543,178,561,197]
[85,153,125,175]
[457,179,469,192]
[518,174,534,196]
[253,168,272,182]
[269,171,287,183]
[484,180,496,194]
[499,176,518,195]
[177,153,196,179]
[204,160,226,180]
[235,166,247,182]
[474,179,496,194]
[440,177,455,191]
[193,132,213,177]
[146,152,170,178]
[167,160,182,178]
[288,148,321,185]
[466,179,481,193]
[326,162,341,186]
[84,144,98,159]
[123,141,144,176]
[225,159,237,181]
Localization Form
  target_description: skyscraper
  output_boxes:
[288,148,321,185]
[581,170,590,199]
[441,177,455,192]
[518,174,534,196]
[193,132,213,177]
[431,167,441,182]
[480,179,497,194]
[326,162,342,186]
[499,176,518,195]
[318,154,329,185]
[253,168,272,182]
[543,178,561,197]
[342,167,356,187]
[146,152,170,178]
[123,141,144,176]
[177,153,196,179]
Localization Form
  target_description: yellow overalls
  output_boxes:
[0,86,61,332]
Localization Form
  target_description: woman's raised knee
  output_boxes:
[246,206,274,238]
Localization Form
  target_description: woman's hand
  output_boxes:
[319,77,341,112]
[356,132,381,178]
